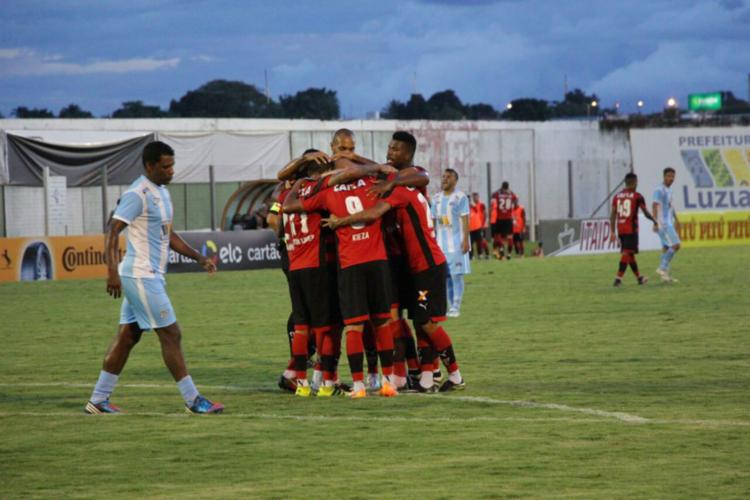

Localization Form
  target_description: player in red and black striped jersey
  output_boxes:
[283,159,401,398]
[363,131,431,390]
[324,183,466,392]
[280,158,345,396]
[609,173,658,287]
[490,181,518,259]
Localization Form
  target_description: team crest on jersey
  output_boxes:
[160,310,169,319]
[417,290,429,302]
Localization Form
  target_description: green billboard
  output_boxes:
[688,92,722,111]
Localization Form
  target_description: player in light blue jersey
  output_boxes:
[652,167,681,283]
[85,141,224,415]
[433,168,471,317]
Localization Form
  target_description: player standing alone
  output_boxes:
[609,173,657,287]
[433,169,470,318]
[653,167,681,283]
[490,181,518,260]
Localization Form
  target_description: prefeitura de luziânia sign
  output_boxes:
[688,92,722,111]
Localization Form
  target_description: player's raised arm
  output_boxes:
[169,231,216,274]
[277,150,330,181]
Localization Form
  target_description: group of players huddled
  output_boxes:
[267,129,465,398]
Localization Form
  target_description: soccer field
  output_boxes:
[1,247,748,498]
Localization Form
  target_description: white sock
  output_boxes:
[449,369,462,384]
[312,369,323,390]
[91,370,119,404]
[420,370,434,389]
[392,375,407,388]
[323,379,335,387]
[177,375,199,405]
[283,369,295,379]
[353,381,366,392]
[297,378,309,387]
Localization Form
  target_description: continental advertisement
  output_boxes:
[0,230,281,282]
[631,127,750,247]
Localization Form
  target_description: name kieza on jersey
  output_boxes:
[352,232,370,241]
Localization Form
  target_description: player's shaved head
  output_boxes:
[624,173,637,187]
[331,129,355,155]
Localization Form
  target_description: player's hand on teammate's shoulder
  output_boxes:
[304,151,330,165]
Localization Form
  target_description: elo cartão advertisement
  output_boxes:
[0,230,281,282]
[631,127,750,247]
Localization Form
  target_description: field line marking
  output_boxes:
[1,381,748,427]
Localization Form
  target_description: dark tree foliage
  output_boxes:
[58,104,94,118]
[279,87,340,120]
[550,88,600,118]
[112,101,169,118]
[169,79,279,118]
[13,106,55,118]
[502,98,551,121]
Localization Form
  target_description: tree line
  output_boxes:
[6,79,750,121]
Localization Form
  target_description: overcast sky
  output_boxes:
[1,0,748,118]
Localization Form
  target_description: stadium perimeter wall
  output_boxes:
[0,119,631,237]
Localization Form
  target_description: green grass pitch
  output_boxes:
[1,247,748,498]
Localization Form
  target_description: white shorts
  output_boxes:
[658,225,681,248]
[445,251,471,276]
[119,276,176,330]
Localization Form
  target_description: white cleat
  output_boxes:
[447,308,460,318]
[655,268,672,282]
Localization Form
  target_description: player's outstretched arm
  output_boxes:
[368,166,428,198]
[326,159,394,186]
[169,231,216,273]
[323,201,392,230]
[105,219,128,298]
[651,201,660,232]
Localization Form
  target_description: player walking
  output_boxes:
[609,173,658,287]
[85,141,223,415]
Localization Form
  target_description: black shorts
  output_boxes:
[470,229,485,244]
[407,263,448,325]
[493,219,513,237]
[513,232,524,242]
[389,256,412,312]
[338,260,392,325]
[619,234,639,253]
[288,264,340,330]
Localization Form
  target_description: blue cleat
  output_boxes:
[185,395,224,414]
[85,400,123,414]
